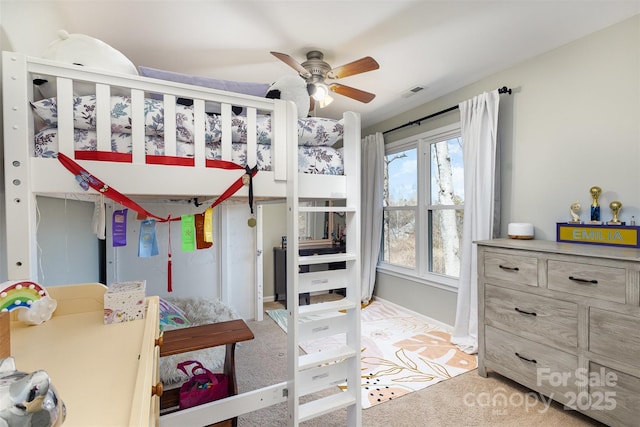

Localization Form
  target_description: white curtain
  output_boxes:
[360,132,384,303]
[451,90,500,354]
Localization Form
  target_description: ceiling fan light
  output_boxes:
[312,83,329,101]
[318,95,333,108]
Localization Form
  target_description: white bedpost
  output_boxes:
[272,99,291,182]
[255,203,264,321]
[2,52,38,280]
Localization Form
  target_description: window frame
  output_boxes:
[377,123,463,291]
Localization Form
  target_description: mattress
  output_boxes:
[30,94,345,147]
[34,127,344,175]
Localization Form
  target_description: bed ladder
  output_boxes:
[285,111,362,426]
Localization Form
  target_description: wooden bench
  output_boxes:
[159,319,254,427]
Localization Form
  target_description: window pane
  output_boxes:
[385,148,417,207]
[430,137,464,205]
[429,209,463,276]
[382,209,415,268]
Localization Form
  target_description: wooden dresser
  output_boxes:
[477,239,640,426]
[10,283,161,426]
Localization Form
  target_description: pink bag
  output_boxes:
[177,360,229,409]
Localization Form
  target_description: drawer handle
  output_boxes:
[515,352,537,364]
[514,307,537,316]
[152,381,163,397]
[155,332,164,347]
[499,265,519,271]
[568,276,598,284]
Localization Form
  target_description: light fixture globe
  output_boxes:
[311,82,329,101]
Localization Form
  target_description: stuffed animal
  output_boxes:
[34,30,138,99]
[265,75,312,118]
[0,357,66,427]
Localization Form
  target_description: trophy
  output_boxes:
[588,186,602,224]
[607,201,623,225]
[568,202,582,224]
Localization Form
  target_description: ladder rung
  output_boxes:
[299,270,348,293]
[299,253,356,265]
[299,345,357,370]
[299,392,357,423]
[299,299,357,316]
[298,361,348,396]
[299,311,347,341]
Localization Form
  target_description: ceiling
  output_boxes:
[49,1,639,128]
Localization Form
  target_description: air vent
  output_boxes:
[401,85,427,98]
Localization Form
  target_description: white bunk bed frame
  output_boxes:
[3,51,362,426]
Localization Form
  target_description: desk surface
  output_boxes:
[10,295,159,427]
[160,319,254,357]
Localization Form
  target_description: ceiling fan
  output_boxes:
[270,50,379,107]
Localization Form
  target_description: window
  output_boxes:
[380,123,464,289]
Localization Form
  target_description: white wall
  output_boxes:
[35,196,101,286]
[105,201,220,300]
[364,15,640,326]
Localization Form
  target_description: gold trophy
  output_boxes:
[607,201,623,225]
[588,186,602,224]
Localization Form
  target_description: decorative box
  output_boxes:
[556,223,640,248]
[104,280,146,324]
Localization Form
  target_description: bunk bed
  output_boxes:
[2,51,362,426]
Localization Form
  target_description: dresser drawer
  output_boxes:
[485,285,578,349]
[485,326,578,400]
[586,362,640,427]
[589,307,640,368]
[484,251,538,287]
[547,259,626,303]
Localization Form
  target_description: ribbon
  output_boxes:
[167,216,172,292]
[112,208,128,247]
[57,152,259,292]
[195,213,213,249]
[58,153,258,222]
[245,165,258,214]
[181,214,196,252]
[138,220,159,257]
[58,153,167,222]
[203,208,214,243]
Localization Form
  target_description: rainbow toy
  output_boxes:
[0,281,48,312]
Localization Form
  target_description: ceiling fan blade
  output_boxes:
[270,51,311,78]
[329,56,379,79]
[329,83,376,104]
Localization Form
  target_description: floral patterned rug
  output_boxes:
[266,299,477,408]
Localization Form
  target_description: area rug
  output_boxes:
[266,300,477,409]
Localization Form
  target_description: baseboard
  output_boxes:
[372,296,454,332]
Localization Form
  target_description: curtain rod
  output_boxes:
[382,86,512,135]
